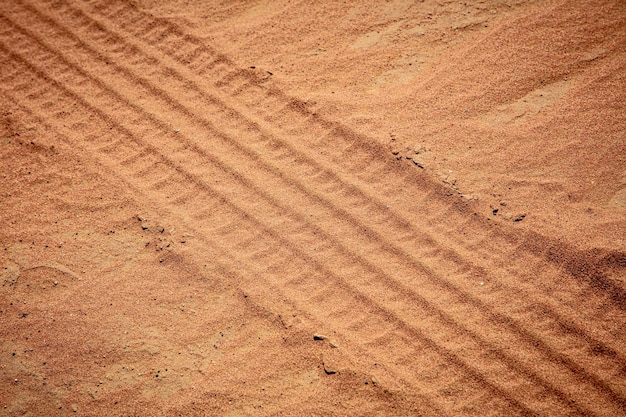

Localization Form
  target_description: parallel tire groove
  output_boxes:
[0,90,463,417]
[97,0,625,321]
[19,1,626,404]
[0,38,558,417]
[4,3,624,412]
[2,2,620,412]
[24,0,624,370]
[5,87,457,413]
[5,6,617,409]
[61,0,626,360]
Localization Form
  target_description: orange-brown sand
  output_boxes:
[1,1,625,415]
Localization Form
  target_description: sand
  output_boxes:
[1,0,625,415]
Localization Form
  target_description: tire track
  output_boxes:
[0,68,478,417]
[2,0,620,412]
[2,47,530,415]
[9,0,626,380]
[2,2,625,416]
[27,0,626,399]
[0,43,545,417]
[31,0,626,359]
[90,0,626,315]
[0,94,445,417]
[66,0,626,359]
[66,0,626,322]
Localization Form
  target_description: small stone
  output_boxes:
[323,353,340,375]
[71,404,78,412]
[512,214,526,222]
[313,334,327,341]
[323,360,338,375]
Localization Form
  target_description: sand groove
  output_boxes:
[52,0,626,357]
[1,3,620,412]
[55,0,626,340]
[0,47,544,416]
[1,1,625,416]
[19,0,626,355]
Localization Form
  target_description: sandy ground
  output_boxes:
[1,0,625,416]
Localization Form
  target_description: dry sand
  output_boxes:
[1,0,625,415]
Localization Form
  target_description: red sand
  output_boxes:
[1,1,625,415]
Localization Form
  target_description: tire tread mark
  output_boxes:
[0,90,451,417]
[90,0,626,313]
[0,41,553,417]
[22,0,626,401]
[2,4,620,414]
[42,0,624,344]
[4,4,624,412]
[63,0,615,338]
[0,82,458,415]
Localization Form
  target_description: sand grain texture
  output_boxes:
[1,0,625,416]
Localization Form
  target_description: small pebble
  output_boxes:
[323,358,338,375]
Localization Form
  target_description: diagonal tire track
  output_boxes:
[19,0,626,400]
[26,0,624,366]
[1,45,548,416]
[93,0,626,323]
[63,0,626,359]
[7,0,624,370]
[53,0,626,338]
[0,5,607,403]
[0,90,453,417]
[0,72,485,417]
[1,1,624,414]
[1,2,624,412]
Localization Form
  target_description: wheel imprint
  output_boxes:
[1,1,625,416]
